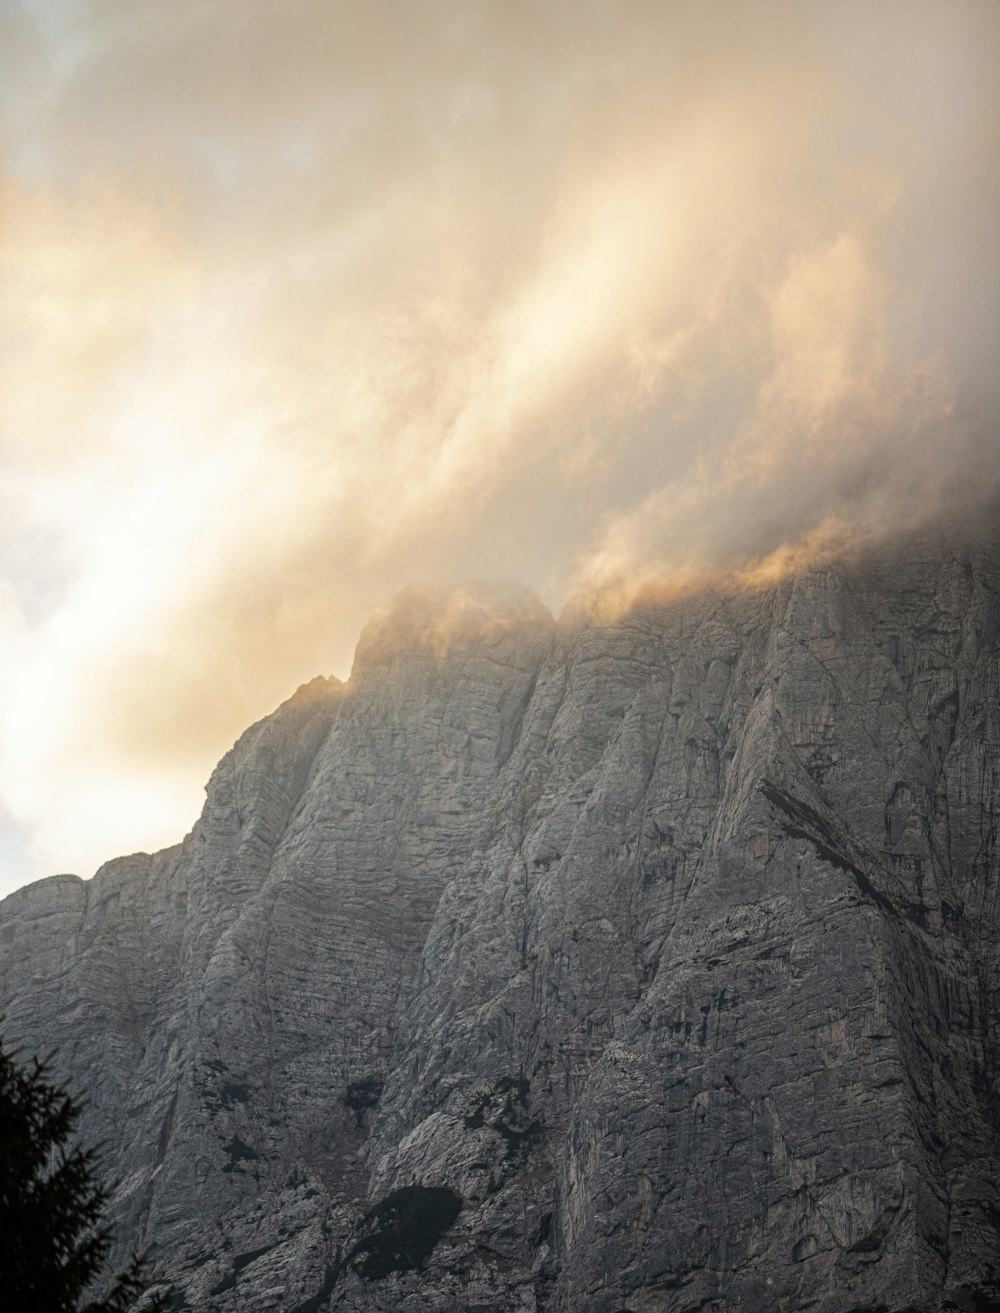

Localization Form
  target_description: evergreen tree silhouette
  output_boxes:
[0,1036,166,1312]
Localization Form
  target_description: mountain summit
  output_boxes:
[2,532,999,1312]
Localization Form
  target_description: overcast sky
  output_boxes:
[1,0,998,896]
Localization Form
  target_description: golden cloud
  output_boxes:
[0,0,997,891]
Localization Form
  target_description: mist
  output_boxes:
[1,0,998,892]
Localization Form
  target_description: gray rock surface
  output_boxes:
[1,540,999,1312]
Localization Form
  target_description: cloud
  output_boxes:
[0,0,998,892]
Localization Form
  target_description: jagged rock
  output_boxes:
[1,539,998,1312]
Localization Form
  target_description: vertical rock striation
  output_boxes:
[1,538,998,1312]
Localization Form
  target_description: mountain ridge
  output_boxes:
[2,526,999,1312]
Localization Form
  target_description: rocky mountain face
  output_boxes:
[2,532,999,1313]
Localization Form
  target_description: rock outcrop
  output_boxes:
[1,538,999,1312]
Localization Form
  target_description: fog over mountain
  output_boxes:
[4,11,1000,1306]
[1,0,999,892]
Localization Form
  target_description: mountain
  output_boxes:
[1,535,999,1313]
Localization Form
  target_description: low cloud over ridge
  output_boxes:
[1,0,998,891]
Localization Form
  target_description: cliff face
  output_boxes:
[1,540,998,1313]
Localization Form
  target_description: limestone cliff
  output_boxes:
[1,540,998,1312]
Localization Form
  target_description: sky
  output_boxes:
[1,0,999,897]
